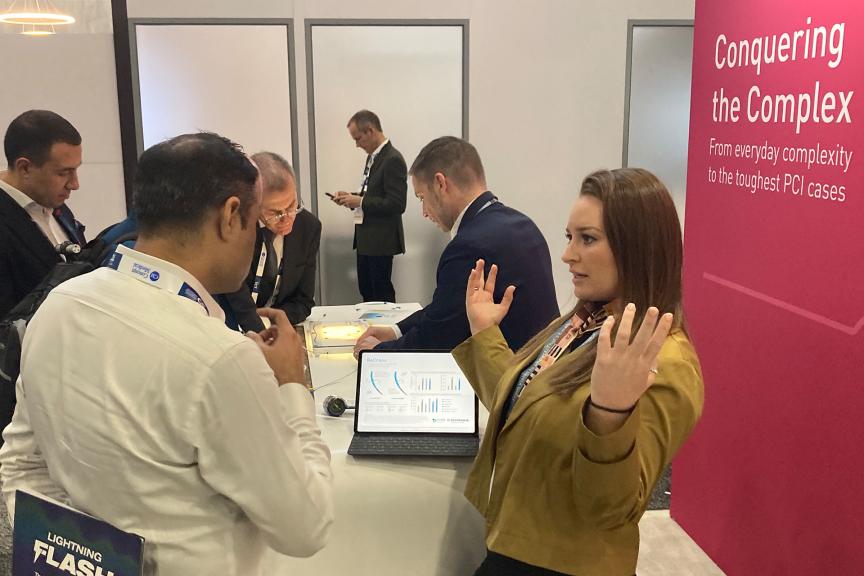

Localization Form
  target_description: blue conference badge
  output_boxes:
[12,490,144,576]
[105,252,123,271]
[178,282,208,314]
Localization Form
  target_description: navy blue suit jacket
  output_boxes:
[0,189,86,317]
[376,191,558,352]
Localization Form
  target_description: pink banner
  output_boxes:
[674,1,864,574]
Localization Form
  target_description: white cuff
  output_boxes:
[278,382,316,420]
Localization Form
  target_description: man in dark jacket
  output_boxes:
[332,110,407,303]
[0,110,86,317]
[222,151,322,331]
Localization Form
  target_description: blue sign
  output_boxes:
[12,491,144,576]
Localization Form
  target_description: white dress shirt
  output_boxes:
[361,139,389,187]
[449,202,472,241]
[0,176,71,245]
[370,138,389,160]
[0,245,333,575]
[265,231,286,308]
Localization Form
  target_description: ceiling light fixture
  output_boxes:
[0,0,75,26]
[20,22,55,35]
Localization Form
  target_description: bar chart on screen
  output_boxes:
[411,373,463,393]
[416,398,440,414]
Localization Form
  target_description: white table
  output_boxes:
[262,304,488,575]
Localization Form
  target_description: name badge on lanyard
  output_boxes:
[250,236,283,305]
[105,251,209,315]
[251,240,268,301]
[354,154,377,225]
[359,153,376,194]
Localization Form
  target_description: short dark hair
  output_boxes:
[134,133,259,237]
[347,110,382,132]
[409,136,486,189]
[4,110,82,168]
[250,151,295,195]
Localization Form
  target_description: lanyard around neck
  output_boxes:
[250,232,282,303]
[251,238,268,299]
[360,153,377,194]
[519,302,608,396]
[105,251,210,315]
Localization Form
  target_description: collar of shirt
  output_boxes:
[450,193,496,240]
[365,139,389,170]
[0,175,70,245]
[113,244,225,321]
[371,139,389,159]
[449,201,473,240]
[0,175,44,212]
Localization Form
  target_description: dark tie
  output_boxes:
[258,228,278,306]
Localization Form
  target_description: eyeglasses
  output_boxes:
[262,204,303,225]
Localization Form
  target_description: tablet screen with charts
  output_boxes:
[355,350,477,434]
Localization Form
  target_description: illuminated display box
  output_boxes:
[307,321,368,352]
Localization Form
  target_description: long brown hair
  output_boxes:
[512,168,686,394]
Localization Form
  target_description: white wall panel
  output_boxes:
[625,25,694,227]
[135,24,295,163]
[310,24,463,305]
[0,33,125,236]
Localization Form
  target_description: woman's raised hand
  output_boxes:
[589,303,673,411]
[465,259,516,336]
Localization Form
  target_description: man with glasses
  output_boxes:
[222,151,322,330]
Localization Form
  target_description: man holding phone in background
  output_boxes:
[330,110,407,303]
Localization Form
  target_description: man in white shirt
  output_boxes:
[0,132,334,575]
[0,109,86,317]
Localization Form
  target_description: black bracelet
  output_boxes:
[587,395,636,414]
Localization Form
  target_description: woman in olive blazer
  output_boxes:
[452,168,704,576]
